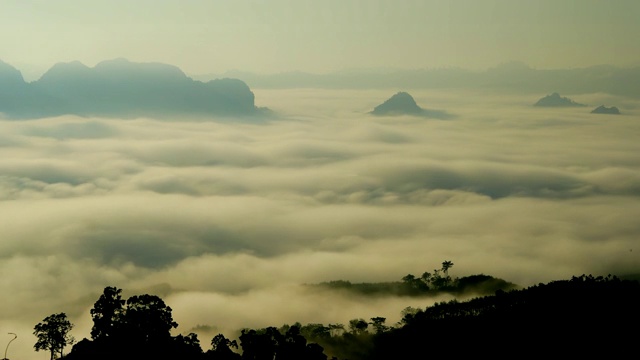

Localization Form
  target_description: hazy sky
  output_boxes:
[2,0,640,80]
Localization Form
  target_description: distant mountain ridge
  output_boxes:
[196,62,640,98]
[0,58,266,119]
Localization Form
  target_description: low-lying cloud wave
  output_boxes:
[1,89,638,359]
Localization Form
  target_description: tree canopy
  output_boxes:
[33,312,74,360]
[90,286,125,341]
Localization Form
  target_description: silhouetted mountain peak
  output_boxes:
[93,58,188,81]
[591,105,621,114]
[38,61,91,83]
[534,92,586,107]
[0,59,26,84]
[371,91,424,115]
[51,60,90,71]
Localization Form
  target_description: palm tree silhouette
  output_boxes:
[441,260,454,277]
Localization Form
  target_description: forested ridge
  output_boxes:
[34,272,639,360]
[309,262,518,297]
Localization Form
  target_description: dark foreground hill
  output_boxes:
[371,274,639,359]
[0,58,268,120]
[52,274,639,360]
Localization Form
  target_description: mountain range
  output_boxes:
[197,61,640,98]
[0,58,266,119]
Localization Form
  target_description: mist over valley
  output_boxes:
[1,1,639,358]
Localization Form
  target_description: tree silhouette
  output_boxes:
[90,286,125,341]
[420,271,432,284]
[207,333,240,360]
[33,312,74,360]
[239,328,278,360]
[67,289,190,360]
[327,323,345,337]
[211,333,239,352]
[348,319,368,335]
[401,274,428,293]
[369,317,389,334]
[441,260,454,277]
[122,294,178,345]
[401,274,416,283]
[172,333,203,359]
[236,326,327,360]
[400,306,423,325]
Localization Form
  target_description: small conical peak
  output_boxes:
[389,91,418,104]
[371,91,423,115]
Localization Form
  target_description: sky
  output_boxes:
[2,0,640,81]
[1,1,640,359]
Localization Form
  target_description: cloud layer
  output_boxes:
[1,89,639,359]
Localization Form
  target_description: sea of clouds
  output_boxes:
[1,88,638,358]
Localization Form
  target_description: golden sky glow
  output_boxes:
[2,0,639,80]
